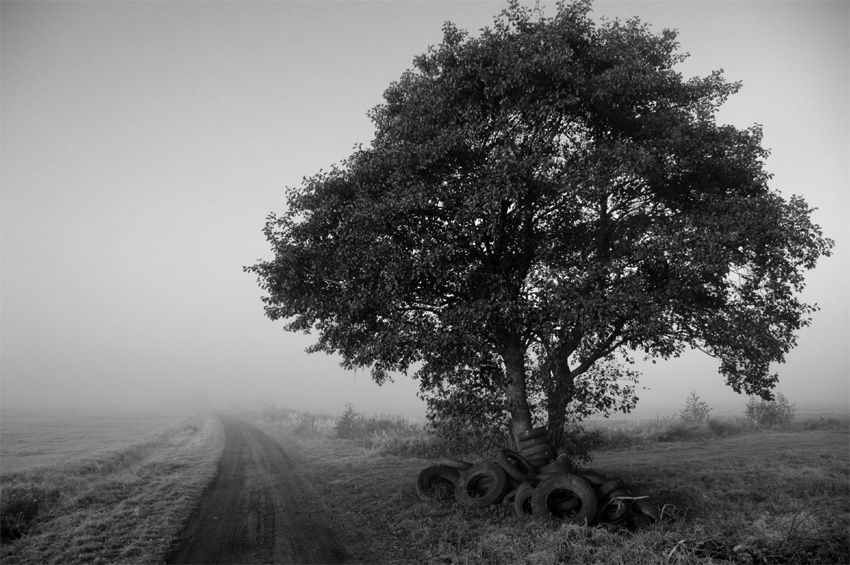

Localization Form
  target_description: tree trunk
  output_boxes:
[501,342,533,444]
[545,359,576,452]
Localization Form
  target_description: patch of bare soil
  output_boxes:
[165,415,347,564]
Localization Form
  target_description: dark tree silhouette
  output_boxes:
[246,1,832,447]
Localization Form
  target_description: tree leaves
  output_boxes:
[246,0,833,437]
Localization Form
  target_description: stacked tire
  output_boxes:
[416,455,662,528]
[516,426,555,469]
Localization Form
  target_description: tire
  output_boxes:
[553,496,581,513]
[513,482,536,519]
[578,470,608,486]
[496,449,536,483]
[596,488,633,524]
[517,426,547,441]
[520,442,554,456]
[538,464,566,476]
[438,457,473,471]
[527,459,554,469]
[454,462,511,508]
[600,488,633,505]
[501,486,519,507]
[597,492,633,524]
[633,499,661,522]
[415,465,460,502]
[539,454,571,475]
[532,474,597,525]
[517,435,550,451]
[595,478,626,500]
[523,450,555,466]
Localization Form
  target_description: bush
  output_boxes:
[561,424,606,465]
[368,431,451,459]
[334,404,418,443]
[679,390,711,426]
[745,393,795,428]
[335,403,363,439]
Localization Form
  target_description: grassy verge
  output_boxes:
[569,415,850,454]
[251,408,849,564]
[0,413,224,565]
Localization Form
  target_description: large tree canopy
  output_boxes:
[247,1,832,446]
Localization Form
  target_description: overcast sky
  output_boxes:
[2,1,847,418]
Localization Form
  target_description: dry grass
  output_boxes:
[0,414,224,565]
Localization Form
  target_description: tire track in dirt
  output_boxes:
[165,414,348,564]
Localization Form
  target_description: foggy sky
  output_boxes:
[2,1,847,418]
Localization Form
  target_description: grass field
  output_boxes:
[255,410,850,565]
[2,407,847,564]
[0,414,224,565]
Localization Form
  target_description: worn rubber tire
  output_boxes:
[600,488,633,504]
[438,457,473,471]
[552,494,581,512]
[517,426,547,441]
[523,450,555,466]
[539,455,571,475]
[517,435,550,451]
[596,488,633,524]
[532,474,597,524]
[521,442,554,456]
[597,493,633,524]
[415,465,461,502]
[513,482,536,519]
[454,462,511,508]
[537,468,568,480]
[578,470,608,486]
[496,449,536,483]
[501,486,520,507]
[527,459,554,471]
[633,499,661,522]
[537,467,567,478]
[595,478,626,500]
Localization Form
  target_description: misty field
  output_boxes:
[0,412,224,564]
[0,409,192,475]
[1,407,847,564]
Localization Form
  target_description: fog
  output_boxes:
[2,1,847,420]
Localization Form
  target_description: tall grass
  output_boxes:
[0,414,224,565]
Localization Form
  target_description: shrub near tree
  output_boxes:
[335,403,363,439]
[679,391,711,426]
[745,392,796,428]
[246,1,832,454]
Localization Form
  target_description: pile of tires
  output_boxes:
[415,432,661,528]
[516,426,555,468]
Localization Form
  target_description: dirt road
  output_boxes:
[165,415,348,564]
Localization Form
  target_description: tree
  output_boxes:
[679,391,711,426]
[246,1,832,449]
